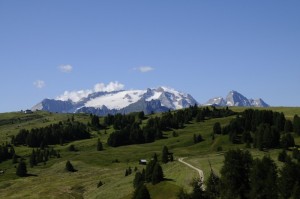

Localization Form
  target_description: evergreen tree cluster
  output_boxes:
[90,114,101,129]
[193,149,300,199]
[294,114,300,135]
[13,121,90,147]
[131,152,167,199]
[145,156,164,185]
[222,109,296,150]
[0,144,15,163]
[29,148,60,167]
[108,106,234,147]
[193,134,203,144]
[125,166,133,176]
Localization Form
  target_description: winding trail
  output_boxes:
[178,157,204,182]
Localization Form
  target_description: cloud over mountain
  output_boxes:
[56,81,125,102]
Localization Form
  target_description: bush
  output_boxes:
[68,145,76,151]
[97,181,104,188]
[65,160,76,172]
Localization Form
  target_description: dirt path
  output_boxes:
[178,157,204,182]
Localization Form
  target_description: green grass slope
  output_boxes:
[0,107,299,198]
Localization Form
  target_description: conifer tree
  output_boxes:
[162,146,169,163]
[284,120,293,132]
[190,178,206,199]
[294,114,300,135]
[220,149,252,199]
[16,161,27,177]
[29,150,37,168]
[278,160,300,199]
[151,162,164,185]
[292,183,300,199]
[145,160,156,182]
[12,154,18,164]
[65,160,76,172]
[133,172,144,188]
[132,184,151,199]
[249,156,278,199]
[206,172,220,199]
[97,138,103,151]
[213,122,222,135]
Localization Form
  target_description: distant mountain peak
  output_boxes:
[204,91,269,107]
[32,86,198,116]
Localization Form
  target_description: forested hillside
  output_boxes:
[0,107,300,198]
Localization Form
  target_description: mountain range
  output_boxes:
[204,90,269,107]
[32,87,269,116]
[32,87,198,115]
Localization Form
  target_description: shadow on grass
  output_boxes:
[163,178,175,182]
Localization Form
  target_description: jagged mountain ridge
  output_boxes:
[32,87,198,115]
[205,90,270,107]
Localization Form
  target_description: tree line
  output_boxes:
[219,109,299,150]
[0,144,15,163]
[108,106,235,147]
[178,149,300,199]
[12,120,90,147]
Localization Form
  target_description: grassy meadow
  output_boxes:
[0,107,300,198]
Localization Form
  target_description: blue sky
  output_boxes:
[0,0,299,112]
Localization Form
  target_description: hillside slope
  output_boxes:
[0,107,300,198]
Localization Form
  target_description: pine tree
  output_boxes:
[278,150,289,162]
[206,172,220,199]
[193,134,197,144]
[151,162,164,185]
[213,122,222,134]
[16,161,27,177]
[12,154,18,164]
[292,183,300,199]
[284,120,293,132]
[249,156,278,199]
[281,133,295,149]
[191,178,206,199]
[162,146,169,163]
[97,138,103,151]
[278,160,300,199]
[65,160,76,172]
[220,149,253,199]
[132,184,151,199]
[293,114,300,135]
[29,150,37,168]
[133,172,144,188]
[145,160,156,182]
[97,180,103,188]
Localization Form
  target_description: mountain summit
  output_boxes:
[205,90,269,107]
[32,87,198,115]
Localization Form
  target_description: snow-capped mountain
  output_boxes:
[205,90,269,107]
[32,87,198,115]
[205,97,227,107]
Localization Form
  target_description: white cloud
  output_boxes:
[94,81,125,92]
[135,66,154,73]
[57,90,93,102]
[33,80,45,89]
[56,81,125,102]
[59,64,73,73]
